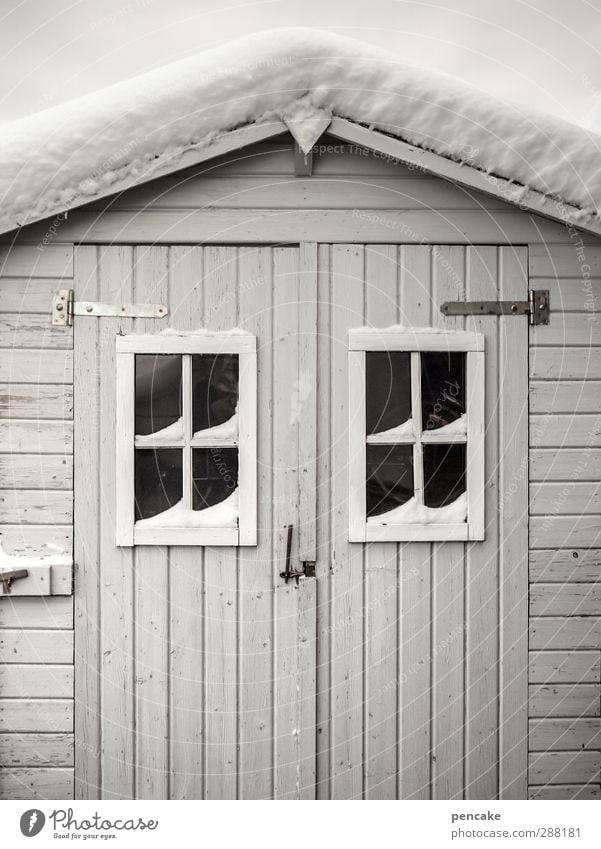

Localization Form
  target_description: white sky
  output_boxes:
[1,0,601,126]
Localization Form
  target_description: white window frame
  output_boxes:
[115,332,257,547]
[348,329,485,543]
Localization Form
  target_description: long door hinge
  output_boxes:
[52,289,168,326]
[440,289,549,326]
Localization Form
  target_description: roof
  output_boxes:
[1,27,601,236]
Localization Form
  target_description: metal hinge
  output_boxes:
[440,289,549,326]
[52,288,168,326]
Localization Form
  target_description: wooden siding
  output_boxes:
[529,247,601,800]
[1,139,600,800]
[0,249,74,799]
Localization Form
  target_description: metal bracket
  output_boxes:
[52,288,168,326]
[0,568,29,595]
[440,289,549,326]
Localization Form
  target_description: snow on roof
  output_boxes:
[1,27,600,234]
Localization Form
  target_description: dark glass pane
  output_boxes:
[421,352,465,432]
[192,447,238,510]
[366,444,413,518]
[423,444,466,508]
[135,355,182,436]
[135,449,182,520]
[192,354,239,433]
[366,352,411,435]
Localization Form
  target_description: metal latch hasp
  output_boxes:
[0,568,29,594]
[52,289,168,326]
[440,289,549,326]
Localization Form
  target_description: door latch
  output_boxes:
[0,569,29,595]
[279,524,316,584]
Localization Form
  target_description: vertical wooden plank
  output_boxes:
[237,346,257,546]
[74,245,100,799]
[364,244,399,799]
[237,246,274,799]
[498,246,529,799]
[465,245,499,799]
[398,245,432,800]
[330,244,365,799]
[297,243,318,799]
[133,246,170,799]
[315,244,332,798]
[202,245,239,799]
[168,246,206,799]
[431,245,465,800]
[272,246,303,798]
[348,351,366,542]
[115,352,134,545]
[98,246,134,799]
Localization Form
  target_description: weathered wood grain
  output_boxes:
[0,349,72,383]
[529,617,600,650]
[0,489,73,524]
[0,733,73,767]
[530,349,601,380]
[529,751,600,785]
[0,420,73,454]
[0,699,73,732]
[0,767,74,799]
[529,651,600,684]
[529,550,601,583]
[530,314,600,346]
[0,383,73,419]
[0,453,72,490]
[531,449,601,481]
[0,245,73,278]
[0,523,72,555]
[530,517,601,549]
[0,665,73,698]
[0,314,73,349]
[529,718,600,751]
[529,245,601,278]
[530,381,601,414]
[530,414,601,447]
[529,684,600,717]
[530,584,601,616]
[0,629,73,664]
[529,783,601,799]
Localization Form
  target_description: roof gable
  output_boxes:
[1,27,600,236]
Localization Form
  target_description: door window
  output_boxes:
[348,328,485,542]
[115,332,256,546]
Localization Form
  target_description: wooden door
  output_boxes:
[74,241,529,800]
[313,244,529,800]
[74,244,317,799]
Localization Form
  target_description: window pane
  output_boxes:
[421,352,465,432]
[135,355,182,436]
[423,444,466,508]
[366,444,413,517]
[135,448,182,520]
[192,447,238,510]
[366,352,411,435]
[192,354,239,434]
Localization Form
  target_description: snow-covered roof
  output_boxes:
[1,27,600,235]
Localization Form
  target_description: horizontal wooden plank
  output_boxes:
[0,314,73,349]
[0,665,73,698]
[0,597,73,629]
[14,208,574,245]
[529,277,601,311]
[530,517,601,548]
[530,449,601,481]
[0,453,72,490]
[0,630,73,664]
[529,617,601,650]
[0,699,73,732]
[0,383,73,419]
[529,651,600,683]
[530,549,601,582]
[530,382,601,414]
[530,348,601,380]
[0,766,73,798]
[529,783,601,799]
[531,314,601,346]
[0,733,73,768]
[529,751,600,785]
[530,483,601,515]
[530,584,601,617]
[529,684,600,717]
[96,173,511,212]
[531,415,601,448]
[529,245,601,278]
[529,718,601,751]
[0,245,73,279]
[0,349,72,383]
[0,420,73,454]
[0,277,64,313]
[0,524,72,557]
[0,489,73,524]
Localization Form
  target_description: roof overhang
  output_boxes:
[3,116,601,239]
